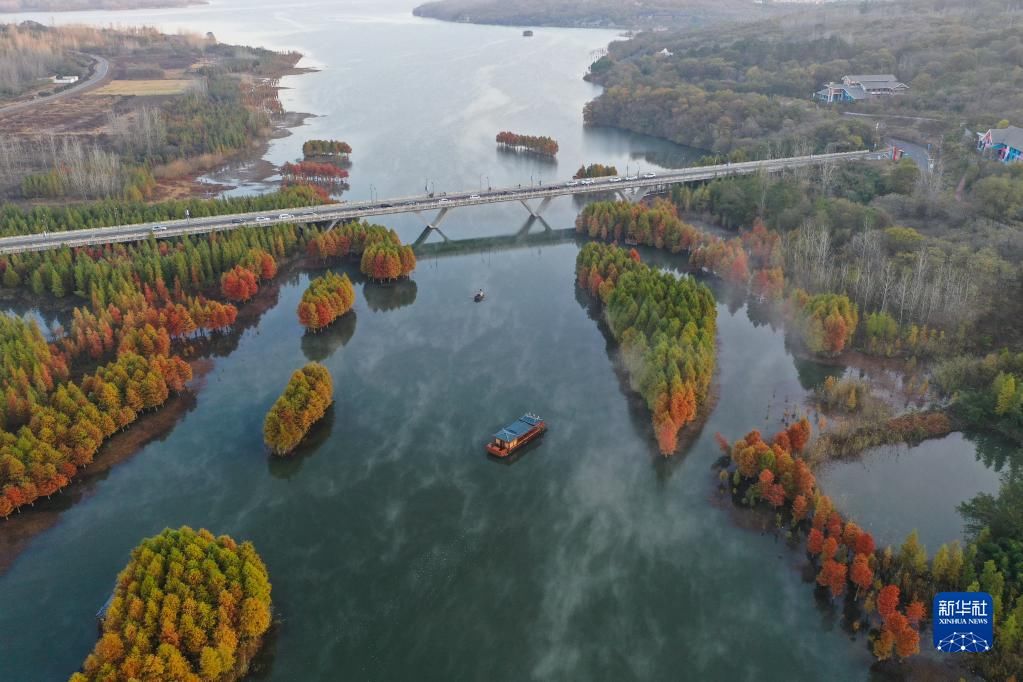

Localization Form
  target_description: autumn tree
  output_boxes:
[263,362,333,456]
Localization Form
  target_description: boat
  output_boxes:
[474,291,486,302]
[486,413,546,457]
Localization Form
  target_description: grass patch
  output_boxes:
[90,79,195,96]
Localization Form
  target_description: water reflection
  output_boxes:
[300,312,358,362]
[363,279,418,312]
[266,404,336,479]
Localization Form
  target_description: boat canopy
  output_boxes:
[493,414,542,441]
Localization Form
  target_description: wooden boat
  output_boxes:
[486,414,546,457]
[474,291,486,302]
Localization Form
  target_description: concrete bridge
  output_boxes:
[0,150,879,255]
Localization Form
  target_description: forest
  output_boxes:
[69,526,272,682]
[583,0,1023,158]
[0,221,314,516]
[298,271,355,332]
[721,421,1023,677]
[576,243,716,454]
[495,131,559,157]
[263,362,333,456]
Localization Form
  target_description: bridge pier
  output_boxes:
[519,196,553,218]
[414,207,451,229]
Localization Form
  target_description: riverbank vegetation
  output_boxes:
[576,242,715,454]
[263,362,333,456]
[721,419,1023,677]
[495,131,558,157]
[298,271,355,332]
[0,221,316,516]
[69,525,271,682]
[280,161,349,185]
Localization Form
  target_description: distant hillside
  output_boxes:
[412,0,773,29]
[0,0,204,12]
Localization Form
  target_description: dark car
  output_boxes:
[231,218,244,224]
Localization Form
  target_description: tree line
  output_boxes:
[575,200,785,299]
[302,139,352,158]
[298,271,355,332]
[69,526,272,682]
[263,362,333,456]
[0,183,326,238]
[573,163,617,179]
[280,161,349,184]
[576,243,716,454]
[495,131,559,157]
[306,221,417,281]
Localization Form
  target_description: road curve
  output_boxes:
[0,150,881,255]
[0,52,110,118]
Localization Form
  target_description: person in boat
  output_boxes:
[475,289,485,301]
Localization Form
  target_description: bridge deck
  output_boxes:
[0,150,878,255]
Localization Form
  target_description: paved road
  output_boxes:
[0,52,110,118]
[889,137,932,173]
[0,150,880,255]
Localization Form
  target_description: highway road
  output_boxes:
[0,52,110,118]
[0,150,880,255]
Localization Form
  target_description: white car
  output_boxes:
[565,180,580,187]
[278,213,294,220]
[438,198,449,203]
[255,216,270,222]
[151,225,167,232]
[625,175,638,181]
[608,177,623,183]
[641,172,657,179]
[469,194,481,200]
[580,179,595,185]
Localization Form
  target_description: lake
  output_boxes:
[0,1,969,679]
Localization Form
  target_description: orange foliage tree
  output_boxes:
[297,271,355,332]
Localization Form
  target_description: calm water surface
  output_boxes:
[0,1,968,680]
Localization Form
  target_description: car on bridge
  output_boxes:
[625,175,638,181]
[469,194,481,200]
[278,213,295,220]
[608,177,623,183]
[641,172,657,179]
[151,225,167,232]
[231,218,244,224]
[580,179,595,185]
[255,216,270,222]
[564,180,579,187]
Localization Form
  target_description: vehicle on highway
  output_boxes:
[565,180,579,187]
[641,172,657,179]
[625,175,638,181]
[231,218,244,224]
[438,198,449,203]
[580,179,595,185]
[469,194,481,200]
[608,177,623,183]
[151,225,167,232]
[379,203,393,208]
[278,213,295,220]
[255,216,270,222]
[301,212,316,217]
